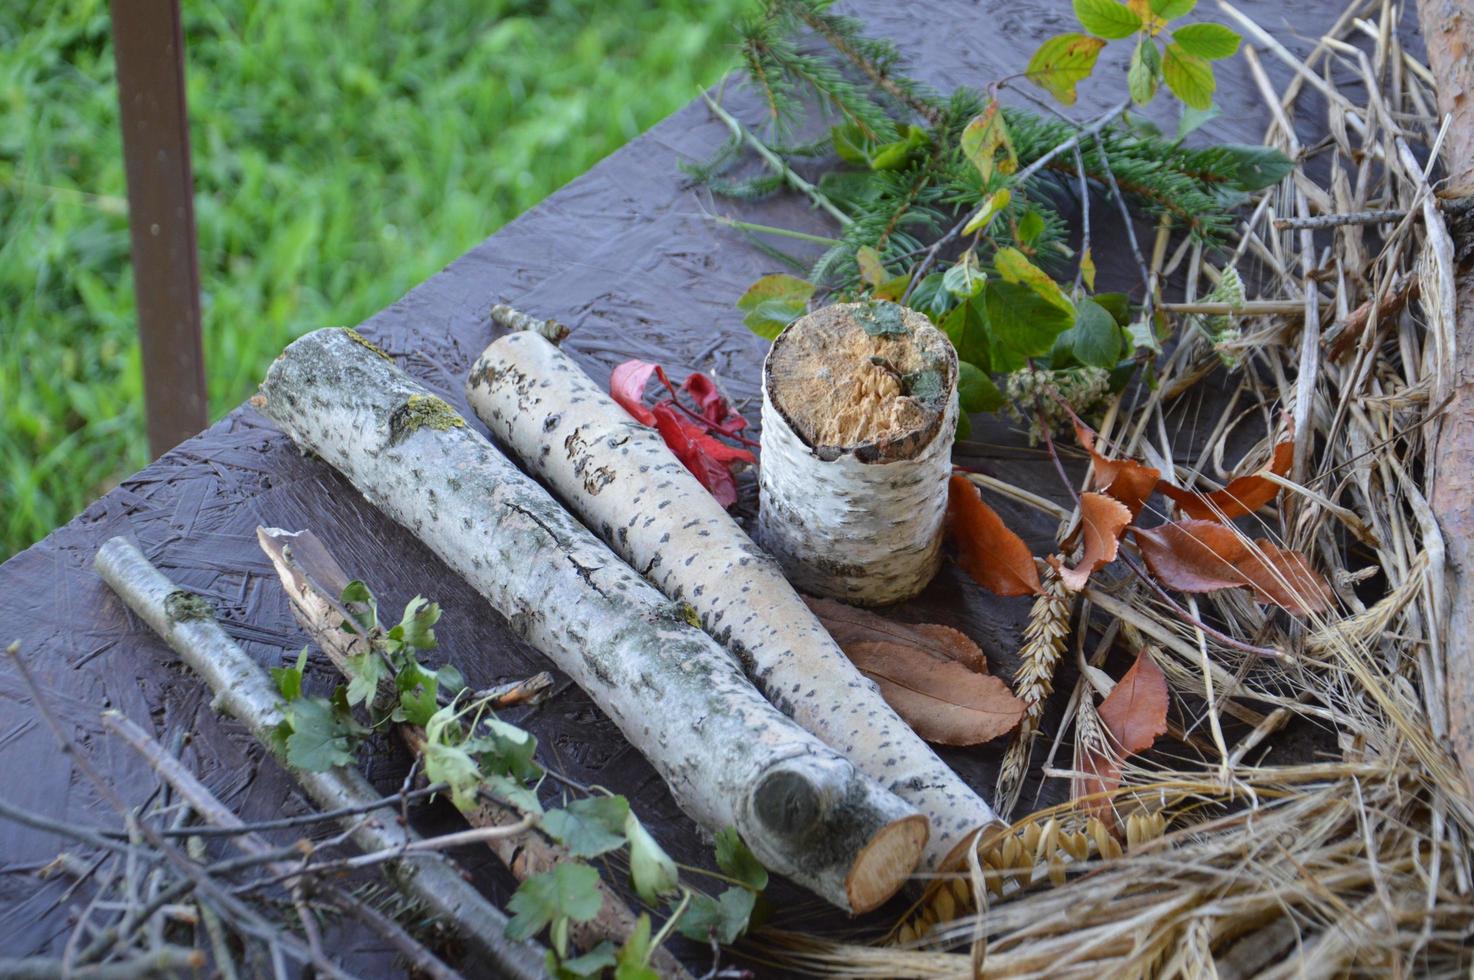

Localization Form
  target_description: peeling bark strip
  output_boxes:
[467,331,999,868]
[91,537,549,980]
[1418,0,1474,801]
[758,302,958,606]
[257,329,927,912]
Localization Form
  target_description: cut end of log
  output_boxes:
[844,813,930,913]
[765,301,955,463]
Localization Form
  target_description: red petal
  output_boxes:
[610,360,658,426]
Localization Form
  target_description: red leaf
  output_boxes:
[1096,648,1169,755]
[1072,417,1161,522]
[651,404,753,509]
[947,476,1043,596]
[610,360,658,425]
[1232,540,1335,615]
[1158,433,1294,522]
[1056,492,1132,591]
[683,372,749,434]
[1133,520,1249,593]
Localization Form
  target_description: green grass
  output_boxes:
[0,0,745,559]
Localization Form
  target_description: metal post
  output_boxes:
[111,0,207,457]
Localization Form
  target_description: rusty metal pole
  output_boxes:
[111,0,208,457]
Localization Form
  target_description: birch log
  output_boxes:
[467,330,999,867]
[256,328,928,912]
[758,302,958,606]
[92,537,548,980]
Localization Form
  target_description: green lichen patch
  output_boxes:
[854,300,909,337]
[165,590,215,623]
[389,394,467,444]
[342,328,394,362]
[900,367,946,406]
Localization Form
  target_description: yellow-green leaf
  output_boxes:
[994,246,1074,314]
[1026,33,1107,105]
[1128,37,1161,104]
[1080,247,1097,292]
[962,188,1011,236]
[856,246,890,290]
[960,102,1016,183]
[1074,0,1143,39]
[1162,42,1215,109]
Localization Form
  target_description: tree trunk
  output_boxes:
[758,302,958,606]
[1417,0,1474,801]
[256,328,927,912]
[466,330,999,868]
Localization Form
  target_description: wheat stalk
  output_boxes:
[994,562,1072,818]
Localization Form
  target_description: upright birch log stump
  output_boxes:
[759,301,958,606]
[257,328,927,912]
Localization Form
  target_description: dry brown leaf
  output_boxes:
[1096,648,1170,755]
[1055,492,1132,591]
[1233,540,1336,615]
[843,641,1025,745]
[1133,519,1249,593]
[1072,417,1162,521]
[1158,433,1294,522]
[947,475,1043,596]
[804,595,990,673]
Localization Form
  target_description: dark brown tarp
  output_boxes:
[0,1,1386,971]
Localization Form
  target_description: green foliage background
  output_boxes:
[0,0,744,558]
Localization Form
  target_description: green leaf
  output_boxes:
[957,361,1005,413]
[506,863,604,942]
[868,125,928,170]
[344,650,388,708]
[393,660,442,726]
[388,596,440,651]
[714,828,768,891]
[1015,209,1046,247]
[986,281,1076,371]
[676,887,757,945]
[1176,102,1221,139]
[1070,298,1125,367]
[941,295,990,368]
[1128,38,1160,105]
[830,124,870,165]
[469,717,543,783]
[1162,43,1215,109]
[421,739,484,810]
[1151,0,1196,16]
[339,580,378,632]
[737,275,814,340]
[1074,0,1142,38]
[626,813,679,904]
[482,772,545,816]
[543,796,630,858]
[271,647,309,702]
[1171,22,1240,59]
[1212,144,1295,191]
[959,103,1016,183]
[554,942,618,980]
[1026,33,1107,105]
[1093,292,1133,325]
[994,247,1074,314]
[1127,316,1163,353]
[614,914,660,980]
[942,250,986,299]
[962,187,1011,236]
[284,698,359,771]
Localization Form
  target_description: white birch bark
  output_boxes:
[466,331,999,867]
[758,303,958,607]
[256,328,927,912]
[92,537,548,980]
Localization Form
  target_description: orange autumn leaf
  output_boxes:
[805,596,1024,746]
[1097,648,1170,755]
[948,475,1043,597]
[1072,417,1161,521]
[1232,540,1335,615]
[1158,433,1294,522]
[1075,648,1169,806]
[1135,520,1335,616]
[1055,492,1132,591]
